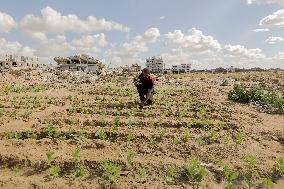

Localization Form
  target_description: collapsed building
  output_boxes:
[121,64,141,73]
[0,54,46,69]
[54,54,105,74]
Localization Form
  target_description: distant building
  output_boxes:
[119,64,141,73]
[227,66,235,73]
[163,68,172,74]
[54,54,105,74]
[107,67,123,74]
[130,63,141,72]
[146,56,164,73]
[172,64,191,73]
[0,54,45,69]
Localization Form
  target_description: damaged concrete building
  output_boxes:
[120,64,141,73]
[146,56,164,73]
[54,54,105,74]
[0,54,46,69]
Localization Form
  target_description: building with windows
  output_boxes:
[146,56,164,73]
[0,54,45,69]
[172,64,191,73]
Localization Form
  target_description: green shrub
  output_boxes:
[228,85,250,103]
[228,85,284,114]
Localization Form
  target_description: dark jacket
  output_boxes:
[138,74,154,90]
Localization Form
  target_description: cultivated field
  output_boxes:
[0,71,283,189]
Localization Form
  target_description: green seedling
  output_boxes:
[111,116,120,132]
[95,129,107,140]
[49,165,61,178]
[72,147,80,164]
[29,132,38,139]
[65,128,76,139]
[45,124,60,138]
[202,118,212,131]
[197,105,206,119]
[176,115,182,125]
[217,122,224,130]
[14,132,22,140]
[22,111,32,119]
[127,150,135,167]
[180,110,188,118]
[157,117,164,126]
[190,118,197,127]
[160,129,167,139]
[148,136,156,145]
[46,150,54,166]
[0,109,4,118]
[196,137,204,146]
[244,155,257,189]
[77,130,86,141]
[222,136,229,145]
[12,165,21,176]
[9,111,17,119]
[273,157,284,176]
[209,129,218,142]
[172,136,181,145]
[74,168,86,180]
[185,159,206,189]
[263,178,273,189]
[223,165,238,189]
[102,161,121,186]
[183,132,192,142]
[127,133,134,142]
[67,107,77,115]
[165,165,177,184]
[138,167,147,183]
[235,132,242,145]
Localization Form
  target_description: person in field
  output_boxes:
[135,68,155,109]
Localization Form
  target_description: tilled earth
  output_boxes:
[0,71,283,189]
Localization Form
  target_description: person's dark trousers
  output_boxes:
[136,84,152,104]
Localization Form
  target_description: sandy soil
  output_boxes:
[0,70,283,189]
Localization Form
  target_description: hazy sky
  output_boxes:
[0,0,284,69]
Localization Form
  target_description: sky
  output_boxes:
[0,0,284,69]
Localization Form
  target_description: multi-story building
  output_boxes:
[0,54,45,69]
[172,64,191,73]
[146,56,164,73]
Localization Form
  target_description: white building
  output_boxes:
[172,64,191,73]
[146,56,164,73]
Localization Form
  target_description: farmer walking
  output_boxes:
[135,68,155,109]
